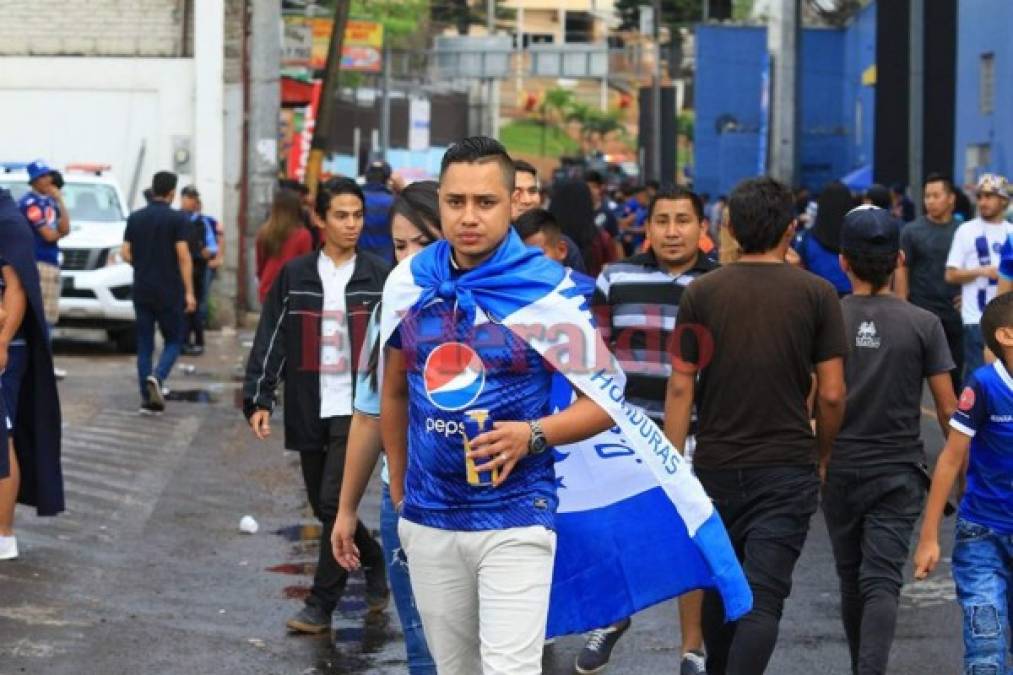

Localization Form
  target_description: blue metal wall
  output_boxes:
[954,0,1012,187]
[693,3,876,196]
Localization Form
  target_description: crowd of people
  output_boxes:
[240,135,1013,675]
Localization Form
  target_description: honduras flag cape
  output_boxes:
[380,229,751,636]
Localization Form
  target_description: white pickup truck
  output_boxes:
[0,163,136,351]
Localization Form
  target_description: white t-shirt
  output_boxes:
[946,218,1013,325]
[318,253,356,418]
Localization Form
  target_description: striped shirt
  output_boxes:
[593,251,717,421]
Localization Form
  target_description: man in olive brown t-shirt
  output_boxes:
[665,177,847,675]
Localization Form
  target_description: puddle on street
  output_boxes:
[334,611,394,654]
[283,585,312,600]
[275,523,322,542]
[266,562,316,575]
[165,388,219,403]
[272,526,400,672]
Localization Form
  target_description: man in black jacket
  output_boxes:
[243,178,390,633]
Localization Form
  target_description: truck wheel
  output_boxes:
[110,328,137,353]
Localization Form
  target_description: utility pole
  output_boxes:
[908,0,925,210]
[487,0,499,138]
[652,0,662,182]
[767,0,800,186]
[244,0,281,311]
[306,0,351,193]
[380,43,391,159]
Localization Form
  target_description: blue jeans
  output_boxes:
[964,324,986,382]
[380,483,436,675]
[199,267,215,327]
[952,517,1013,675]
[134,302,183,401]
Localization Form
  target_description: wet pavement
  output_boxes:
[0,329,962,674]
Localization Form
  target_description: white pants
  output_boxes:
[398,519,557,675]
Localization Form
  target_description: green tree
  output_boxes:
[430,0,514,36]
[350,0,430,49]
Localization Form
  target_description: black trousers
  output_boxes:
[939,311,964,391]
[299,416,384,613]
[186,263,206,347]
[822,464,926,675]
[696,465,820,675]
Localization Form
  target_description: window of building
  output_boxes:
[518,33,555,48]
[965,144,992,187]
[980,53,995,114]
[565,11,594,43]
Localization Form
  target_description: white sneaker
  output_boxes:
[53,367,67,380]
[0,535,18,560]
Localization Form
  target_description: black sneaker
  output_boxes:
[680,650,707,675]
[145,375,165,412]
[575,618,632,674]
[138,401,163,416]
[363,563,390,612]
[286,603,331,634]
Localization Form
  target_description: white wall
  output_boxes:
[0,0,186,57]
[0,57,195,210]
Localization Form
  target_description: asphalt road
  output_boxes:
[0,330,963,674]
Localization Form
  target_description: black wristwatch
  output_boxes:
[527,419,549,455]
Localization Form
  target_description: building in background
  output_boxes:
[0,0,243,326]
[954,0,1011,190]
[693,2,876,196]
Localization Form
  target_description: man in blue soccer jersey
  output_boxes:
[18,161,70,340]
[381,138,613,673]
[915,292,1013,675]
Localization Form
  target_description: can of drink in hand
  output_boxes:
[462,409,498,487]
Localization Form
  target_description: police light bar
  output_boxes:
[66,163,111,175]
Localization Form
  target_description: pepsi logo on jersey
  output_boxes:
[424,342,486,411]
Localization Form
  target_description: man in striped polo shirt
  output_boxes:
[578,186,716,675]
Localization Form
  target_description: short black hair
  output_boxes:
[278,178,309,196]
[514,208,561,242]
[514,159,538,180]
[842,249,898,292]
[923,173,955,195]
[440,136,515,192]
[728,177,795,254]
[647,186,705,222]
[152,171,178,198]
[585,170,604,185]
[981,293,1013,359]
[865,183,892,209]
[316,176,365,219]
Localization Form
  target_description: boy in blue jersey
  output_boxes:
[381,137,612,674]
[915,292,1013,675]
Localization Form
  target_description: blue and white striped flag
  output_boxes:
[380,229,752,636]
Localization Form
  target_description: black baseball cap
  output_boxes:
[181,185,200,198]
[841,205,901,254]
[365,161,391,182]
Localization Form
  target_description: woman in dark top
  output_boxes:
[549,180,617,277]
[794,181,855,295]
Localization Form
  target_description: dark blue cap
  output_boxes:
[841,205,900,254]
[26,160,54,183]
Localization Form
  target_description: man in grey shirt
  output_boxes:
[895,173,963,390]
[825,205,957,675]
